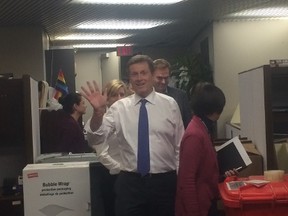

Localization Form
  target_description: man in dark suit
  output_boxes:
[153,59,192,128]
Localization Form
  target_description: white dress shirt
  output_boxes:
[86,89,184,173]
[86,118,121,175]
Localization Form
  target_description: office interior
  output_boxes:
[1,0,288,215]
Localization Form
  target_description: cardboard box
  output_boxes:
[238,143,263,177]
[274,141,288,173]
[23,162,91,216]
[214,139,263,177]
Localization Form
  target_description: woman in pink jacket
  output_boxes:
[175,83,235,216]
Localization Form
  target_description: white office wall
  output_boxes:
[101,51,120,86]
[213,19,288,138]
[74,50,121,124]
[74,50,103,124]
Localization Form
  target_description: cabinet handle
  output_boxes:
[12,200,22,205]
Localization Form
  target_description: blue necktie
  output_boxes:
[137,99,150,176]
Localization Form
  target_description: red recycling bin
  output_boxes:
[219,176,288,216]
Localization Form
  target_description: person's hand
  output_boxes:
[81,80,107,111]
[224,168,239,177]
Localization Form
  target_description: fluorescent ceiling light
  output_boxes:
[229,7,288,17]
[54,33,132,40]
[76,19,172,30]
[73,43,133,48]
[72,0,184,5]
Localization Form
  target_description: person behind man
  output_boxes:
[175,82,237,216]
[57,92,89,153]
[153,58,192,128]
[81,54,184,216]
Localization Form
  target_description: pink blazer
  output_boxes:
[175,116,220,216]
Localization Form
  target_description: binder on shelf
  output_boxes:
[215,136,252,175]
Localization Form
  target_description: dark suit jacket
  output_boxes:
[166,86,192,128]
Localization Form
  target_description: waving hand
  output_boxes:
[81,80,107,131]
[81,80,107,111]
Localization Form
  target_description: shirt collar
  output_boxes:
[133,88,156,105]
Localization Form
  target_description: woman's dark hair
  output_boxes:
[58,92,82,114]
[191,82,226,116]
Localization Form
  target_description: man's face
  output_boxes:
[153,67,170,93]
[129,62,153,98]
